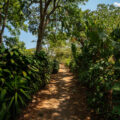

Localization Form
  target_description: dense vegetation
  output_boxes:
[0,44,54,119]
[0,0,120,120]
[69,4,120,120]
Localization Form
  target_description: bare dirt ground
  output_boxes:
[18,64,91,120]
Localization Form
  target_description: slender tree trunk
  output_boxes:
[36,0,59,52]
[0,33,2,45]
[0,0,9,46]
[0,6,2,44]
[36,0,44,53]
[36,26,43,52]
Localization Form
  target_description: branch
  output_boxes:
[0,13,2,30]
[45,0,47,4]
[44,0,61,28]
[1,0,9,35]
[44,0,52,14]
[46,5,60,20]
[40,0,43,19]
[0,1,6,30]
[54,0,57,7]
[56,0,61,7]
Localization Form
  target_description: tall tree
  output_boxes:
[91,4,120,34]
[0,0,9,44]
[0,0,27,45]
[26,0,88,52]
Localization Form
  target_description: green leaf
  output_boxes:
[22,71,27,77]
[10,59,15,64]
[8,96,14,110]
[1,78,5,84]
[0,89,7,101]
[20,89,31,100]
[0,103,7,120]
[18,94,26,106]
[3,69,11,73]
[15,92,18,107]
[10,52,14,56]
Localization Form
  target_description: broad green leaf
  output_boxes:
[15,92,18,107]
[20,89,31,100]
[0,89,7,101]
[8,96,14,110]
[10,59,15,64]
[18,94,26,106]
[22,71,27,77]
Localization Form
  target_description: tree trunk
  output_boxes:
[36,0,58,52]
[0,0,9,46]
[36,0,44,53]
[36,21,44,52]
[36,30,43,52]
[0,32,2,45]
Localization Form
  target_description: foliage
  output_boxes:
[0,46,51,120]
[22,0,88,52]
[4,36,26,49]
[69,6,120,119]
[0,0,27,44]
[1,1,120,120]
[52,59,59,74]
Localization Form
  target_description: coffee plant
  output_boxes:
[70,18,120,119]
[0,46,53,120]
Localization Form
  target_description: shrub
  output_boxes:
[52,59,59,74]
[0,47,51,120]
[69,22,120,119]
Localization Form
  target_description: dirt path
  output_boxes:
[19,64,91,120]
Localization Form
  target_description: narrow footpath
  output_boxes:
[19,64,91,120]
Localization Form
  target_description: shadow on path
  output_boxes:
[19,64,91,120]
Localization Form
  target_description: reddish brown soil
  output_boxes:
[18,64,91,120]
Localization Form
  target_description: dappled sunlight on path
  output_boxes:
[19,64,91,120]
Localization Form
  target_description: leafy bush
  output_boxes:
[87,60,115,115]
[52,59,59,74]
[70,21,120,119]
[65,58,72,67]
[0,46,51,120]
